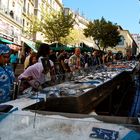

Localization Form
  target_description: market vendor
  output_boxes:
[0,44,15,103]
[68,48,83,72]
[18,43,55,90]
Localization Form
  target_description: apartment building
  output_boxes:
[34,0,63,42]
[131,34,140,54]
[21,0,36,53]
[0,0,93,52]
[0,0,23,45]
[22,0,35,36]
[0,0,63,51]
[63,8,94,47]
[76,13,94,47]
[107,27,138,56]
[21,0,63,54]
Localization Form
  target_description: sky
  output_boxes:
[62,0,140,34]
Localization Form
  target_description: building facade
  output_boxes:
[107,27,138,56]
[21,0,63,55]
[0,0,63,50]
[63,8,94,47]
[34,0,63,42]
[0,0,23,45]
[131,34,140,54]
[0,0,94,52]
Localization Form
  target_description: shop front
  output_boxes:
[0,17,22,48]
[0,33,22,52]
[0,33,14,44]
[21,37,37,53]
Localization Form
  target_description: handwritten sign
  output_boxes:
[89,127,119,140]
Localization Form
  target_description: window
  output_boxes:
[27,3,29,14]
[137,36,140,41]
[27,22,29,26]
[10,10,14,18]
[24,0,26,7]
[118,36,124,45]
[12,1,15,7]
[23,0,26,12]
[23,19,25,27]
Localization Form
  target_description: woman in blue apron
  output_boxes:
[0,44,15,103]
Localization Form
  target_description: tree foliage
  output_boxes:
[35,40,42,50]
[60,29,85,46]
[84,17,120,51]
[23,15,40,38]
[24,0,75,43]
[39,7,75,43]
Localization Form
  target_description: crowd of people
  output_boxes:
[18,43,138,91]
[0,42,138,103]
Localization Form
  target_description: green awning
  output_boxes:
[50,46,75,52]
[0,37,13,44]
[50,46,64,51]
[22,38,37,53]
[25,41,37,53]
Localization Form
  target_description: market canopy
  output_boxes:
[50,42,94,52]
[50,43,75,52]
[0,37,13,44]
[21,37,37,53]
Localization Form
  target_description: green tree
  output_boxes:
[40,8,75,43]
[84,17,120,51]
[23,15,41,38]
[35,40,42,50]
[24,0,75,44]
[60,29,85,46]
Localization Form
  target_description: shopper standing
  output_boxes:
[10,51,18,72]
[18,43,55,89]
[68,48,83,72]
[0,44,15,103]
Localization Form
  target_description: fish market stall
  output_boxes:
[0,61,140,140]
[23,61,137,114]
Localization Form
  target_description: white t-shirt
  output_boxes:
[18,60,54,88]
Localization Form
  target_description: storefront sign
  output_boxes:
[0,33,14,42]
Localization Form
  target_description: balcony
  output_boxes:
[0,6,23,26]
[0,6,8,15]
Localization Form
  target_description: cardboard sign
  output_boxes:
[89,127,119,140]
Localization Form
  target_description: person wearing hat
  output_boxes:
[0,44,15,103]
